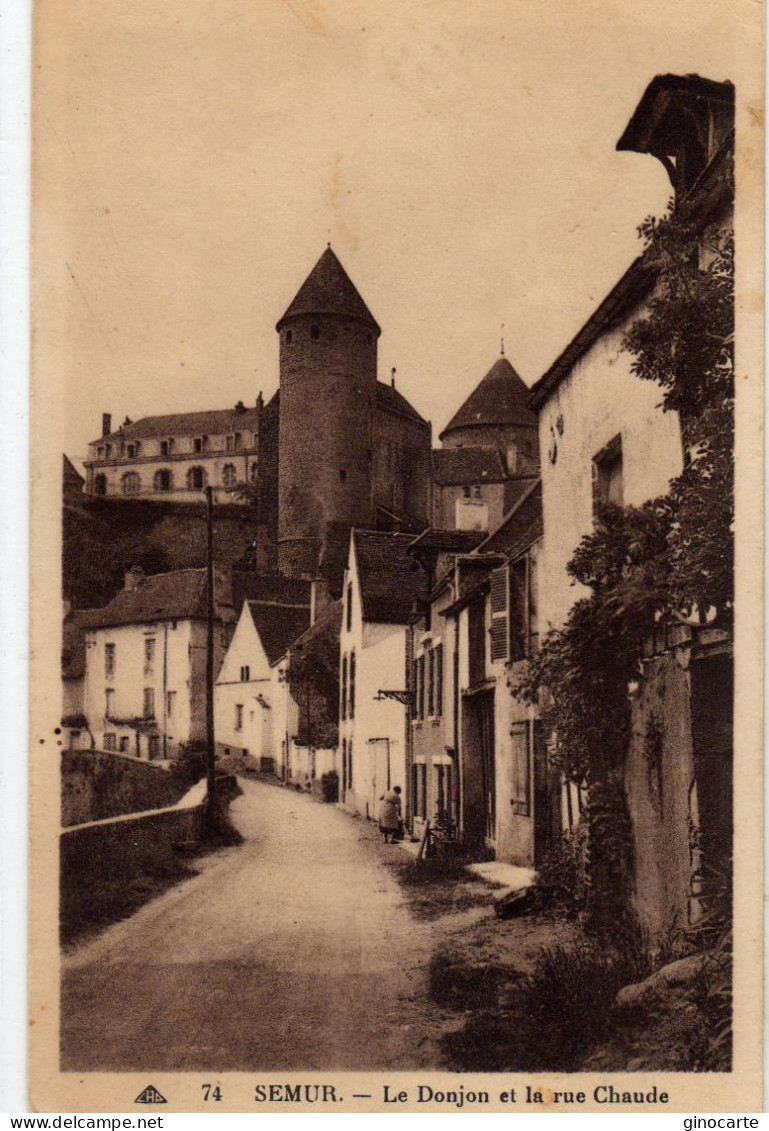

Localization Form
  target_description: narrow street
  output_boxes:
[61,779,480,1071]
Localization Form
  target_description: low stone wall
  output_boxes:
[60,781,207,884]
[61,748,189,827]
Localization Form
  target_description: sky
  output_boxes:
[33,0,744,470]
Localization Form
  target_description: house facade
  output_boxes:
[82,566,235,760]
[214,594,311,770]
[529,74,734,936]
[338,530,428,821]
[83,402,262,505]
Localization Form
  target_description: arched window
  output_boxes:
[94,474,107,496]
[187,466,207,490]
[153,468,173,492]
[222,463,237,487]
[121,472,140,495]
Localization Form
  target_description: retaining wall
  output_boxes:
[61,748,188,827]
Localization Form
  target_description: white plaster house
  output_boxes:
[83,401,262,504]
[214,595,311,770]
[338,530,428,822]
[529,73,734,936]
[81,566,235,760]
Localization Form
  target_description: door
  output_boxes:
[461,689,496,850]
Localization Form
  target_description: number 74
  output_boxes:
[202,1084,222,1102]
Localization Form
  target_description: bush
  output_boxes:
[535,824,588,912]
[320,770,339,803]
[172,743,208,787]
[442,934,653,1072]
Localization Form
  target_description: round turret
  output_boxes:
[277,247,380,585]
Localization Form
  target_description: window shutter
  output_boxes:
[489,565,510,662]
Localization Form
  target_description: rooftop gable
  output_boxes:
[247,600,311,666]
[82,569,233,630]
[439,356,536,441]
[277,246,380,334]
[93,405,261,446]
[352,529,428,625]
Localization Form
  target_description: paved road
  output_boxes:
[62,780,450,1071]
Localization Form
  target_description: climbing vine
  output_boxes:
[515,209,734,933]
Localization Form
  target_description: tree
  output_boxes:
[515,210,734,933]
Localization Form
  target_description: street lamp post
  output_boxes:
[205,485,217,832]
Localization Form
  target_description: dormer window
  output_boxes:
[310,324,320,340]
[160,439,173,457]
[126,443,139,459]
[286,330,293,344]
[104,444,112,460]
[97,446,104,460]
[193,437,204,454]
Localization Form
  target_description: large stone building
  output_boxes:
[274,247,432,584]
[83,403,262,505]
[82,248,432,592]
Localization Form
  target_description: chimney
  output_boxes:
[310,577,332,625]
[123,565,146,592]
[102,413,112,437]
[235,400,246,413]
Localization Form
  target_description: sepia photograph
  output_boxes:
[29,0,762,1113]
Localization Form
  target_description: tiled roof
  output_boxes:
[432,447,507,486]
[290,599,343,652]
[376,382,428,427]
[63,454,84,486]
[479,480,543,559]
[354,530,428,624]
[247,601,311,666]
[95,406,261,445]
[439,357,536,441]
[409,529,487,554]
[277,247,380,333]
[83,569,232,629]
[233,571,313,609]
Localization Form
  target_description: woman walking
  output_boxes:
[378,785,403,844]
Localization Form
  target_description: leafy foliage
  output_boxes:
[514,212,733,933]
[623,217,734,618]
[286,628,340,750]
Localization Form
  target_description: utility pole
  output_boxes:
[205,485,217,833]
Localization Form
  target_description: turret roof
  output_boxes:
[277,247,381,333]
[439,356,536,441]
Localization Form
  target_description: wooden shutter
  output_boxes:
[489,565,510,662]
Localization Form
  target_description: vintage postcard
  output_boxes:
[29,0,763,1115]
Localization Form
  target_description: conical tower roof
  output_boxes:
[439,356,535,441]
[277,246,381,334]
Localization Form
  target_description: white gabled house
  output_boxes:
[214,595,311,771]
[339,530,428,822]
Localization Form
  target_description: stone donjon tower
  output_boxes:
[276,247,380,586]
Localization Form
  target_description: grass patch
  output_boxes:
[441,934,653,1071]
[384,854,493,921]
[61,861,198,949]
